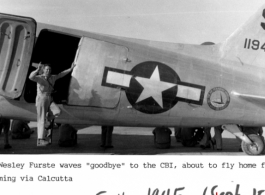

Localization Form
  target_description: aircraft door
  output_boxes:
[0,14,36,99]
[68,37,128,108]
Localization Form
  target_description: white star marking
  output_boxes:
[135,66,176,108]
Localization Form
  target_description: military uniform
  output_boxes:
[29,66,73,145]
[0,118,11,149]
[199,127,212,149]
[101,126,114,148]
[11,120,32,139]
[153,127,172,149]
[213,126,223,150]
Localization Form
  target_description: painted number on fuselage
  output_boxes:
[243,9,265,51]
[101,61,206,114]
[243,38,265,51]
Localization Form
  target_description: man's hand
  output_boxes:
[71,62,76,69]
[37,62,43,71]
[37,62,44,74]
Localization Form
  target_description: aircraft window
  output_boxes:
[24,29,80,104]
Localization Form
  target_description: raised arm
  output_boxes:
[56,62,76,80]
[29,63,42,82]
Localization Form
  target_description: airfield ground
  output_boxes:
[1,123,264,155]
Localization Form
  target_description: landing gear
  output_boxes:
[222,124,264,155]
[241,134,264,155]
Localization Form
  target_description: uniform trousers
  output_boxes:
[213,126,223,149]
[101,126,113,147]
[199,127,212,147]
[0,118,10,145]
[36,94,60,139]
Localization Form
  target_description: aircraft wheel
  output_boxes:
[241,134,264,155]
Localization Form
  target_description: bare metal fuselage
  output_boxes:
[0,17,264,128]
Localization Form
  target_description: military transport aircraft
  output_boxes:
[1,4,265,155]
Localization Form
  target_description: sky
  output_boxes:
[1,0,265,44]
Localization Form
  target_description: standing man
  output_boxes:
[0,118,12,149]
[29,62,75,146]
[101,126,114,148]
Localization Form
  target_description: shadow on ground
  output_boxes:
[0,127,263,155]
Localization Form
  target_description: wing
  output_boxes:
[232,91,265,108]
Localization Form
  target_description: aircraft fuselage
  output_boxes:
[1,17,265,128]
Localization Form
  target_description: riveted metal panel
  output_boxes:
[0,13,36,98]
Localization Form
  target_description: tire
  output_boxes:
[241,134,264,155]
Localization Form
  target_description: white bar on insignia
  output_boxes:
[177,85,201,101]
[106,71,132,87]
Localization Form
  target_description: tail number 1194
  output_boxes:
[244,38,265,51]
